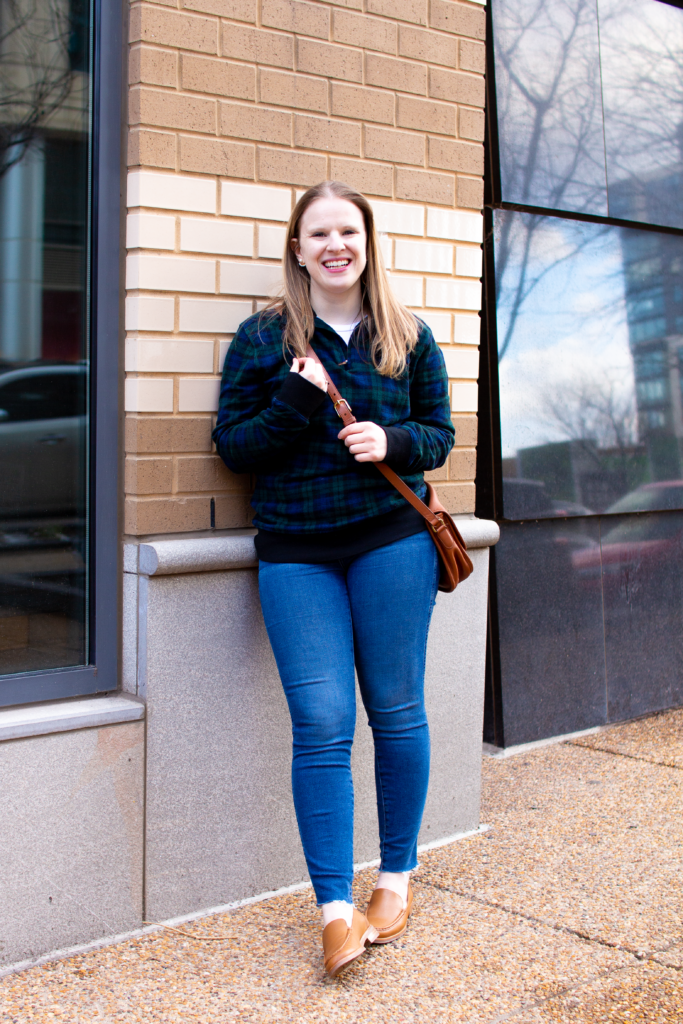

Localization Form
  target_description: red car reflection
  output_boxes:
[572,482,683,593]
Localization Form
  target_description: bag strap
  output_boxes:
[305,345,444,533]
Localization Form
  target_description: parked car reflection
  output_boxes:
[502,478,593,520]
[0,363,87,519]
[0,363,87,675]
[603,481,683,515]
[573,502,683,595]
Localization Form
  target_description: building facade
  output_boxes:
[1,0,497,967]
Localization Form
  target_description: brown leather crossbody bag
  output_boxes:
[306,345,473,593]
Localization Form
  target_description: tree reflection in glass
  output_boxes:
[494,210,683,519]
[599,0,683,230]
[491,0,607,215]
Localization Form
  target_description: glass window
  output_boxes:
[599,0,683,229]
[491,0,608,215]
[0,0,91,677]
[494,209,683,518]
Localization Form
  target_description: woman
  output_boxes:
[213,181,455,977]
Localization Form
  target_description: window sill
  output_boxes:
[123,519,499,578]
[0,695,145,743]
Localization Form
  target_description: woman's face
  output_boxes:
[292,197,367,301]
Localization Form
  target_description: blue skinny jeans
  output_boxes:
[258,530,439,905]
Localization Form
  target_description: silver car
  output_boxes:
[0,363,87,518]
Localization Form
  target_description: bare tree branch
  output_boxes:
[0,0,74,176]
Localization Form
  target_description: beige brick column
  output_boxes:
[125,0,486,536]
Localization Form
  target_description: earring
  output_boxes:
[297,259,306,267]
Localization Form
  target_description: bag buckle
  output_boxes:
[334,399,352,418]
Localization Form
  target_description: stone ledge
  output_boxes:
[125,518,499,577]
[0,695,145,743]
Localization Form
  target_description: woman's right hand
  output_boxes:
[290,357,328,392]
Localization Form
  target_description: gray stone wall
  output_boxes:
[0,721,144,966]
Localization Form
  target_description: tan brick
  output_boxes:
[125,496,212,535]
[294,115,361,155]
[258,146,327,185]
[329,157,393,196]
[260,69,328,112]
[430,0,485,38]
[429,67,484,106]
[181,54,256,99]
[296,39,362,83]
[365,54,426,95]
[452,413,477,446]
[367,0,426,26]
[331,83,394,125]
[125,415,214,454]
[457,175,484,209]
[316,0,362,9]
[125,456,174,495]
[130,5,218,54]
[176,455,250,491]
[396,166,454,204]
[130,86,217,133]
[220,102,292,144]
[129,45,178,88]
[429,136,483,174]
[221,23,294,68]
[448,447,476,480]
[262,0,329,39]
[333,10,396,55]
[128,128,177,169]
[180,135,255,177]
[432,481,475,513]
[459,107,485,141]
[364,125,424,166]
[214,493,254,528]
[399,25,458,68]
[183,0,256,20]
[397,95,454,135]
[424,464,448,482]
[459,38,485,74]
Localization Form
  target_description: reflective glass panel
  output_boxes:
[495,209,683,518]
[0,0,90,675]
[599,0,683,230]
[491,0,607,215]
[494,517,606,746]
[598,511,683,719]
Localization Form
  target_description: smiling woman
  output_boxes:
[272,180,420,380]
[212,179,455,977]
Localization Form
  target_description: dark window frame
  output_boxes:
[0,0,123,708]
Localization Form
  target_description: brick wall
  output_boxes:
[125,0,486,536]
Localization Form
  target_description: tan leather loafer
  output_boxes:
[365,884,413,943]
[322,909,378,977]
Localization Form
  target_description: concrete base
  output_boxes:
[137,539,491,921]
[0,721,144,966]
[0,521,495,967]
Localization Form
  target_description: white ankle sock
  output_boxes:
[375,870,410,909]
[321,901,354,928]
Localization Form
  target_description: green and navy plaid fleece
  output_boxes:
[212,312,455,533]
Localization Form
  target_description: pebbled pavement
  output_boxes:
[1,709,682,1023]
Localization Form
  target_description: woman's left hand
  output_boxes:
[338,421,387,462]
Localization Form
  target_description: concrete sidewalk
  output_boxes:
[2,709,682,1023]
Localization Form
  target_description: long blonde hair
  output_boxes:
[264,180,419,378]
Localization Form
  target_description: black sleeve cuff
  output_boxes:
[383,426,413,471]
[277,372,328,418]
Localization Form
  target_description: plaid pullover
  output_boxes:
[212,312,455,533]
